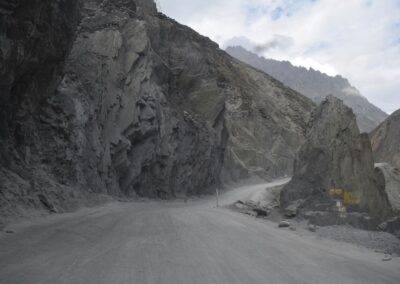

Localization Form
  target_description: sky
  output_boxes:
[158,0,400,114]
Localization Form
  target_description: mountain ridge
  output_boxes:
[226,46,388,132]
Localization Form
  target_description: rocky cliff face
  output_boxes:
[0,0,83,222]
[0,0,81,161]
[280,96,390,221]
[375,163,400,215]
[226,46,388,133]
[0,0,314,223]
[371,109,400,170]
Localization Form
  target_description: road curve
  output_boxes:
[0,181,399,284]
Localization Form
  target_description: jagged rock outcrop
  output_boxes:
[226,46,388,132]
[280,96,391,221]
[371,109,400,170]
[375,163,400,215]
[0,0,314,224]
[371,111,400,233]
[375,163,400,235]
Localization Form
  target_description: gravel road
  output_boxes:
[0,180,399,284]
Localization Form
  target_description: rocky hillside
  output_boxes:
[226,46,388,132]
[371,109,400,169]
[0,0,314,223]
[280,96,391,223]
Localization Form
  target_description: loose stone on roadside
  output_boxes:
[279,220,291,228]
[382,255,392,261]
[308,224,317,232]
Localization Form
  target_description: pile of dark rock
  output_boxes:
[233,200,274,218]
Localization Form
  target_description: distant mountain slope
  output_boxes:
[371,109,400,169]
[226,46,388,132]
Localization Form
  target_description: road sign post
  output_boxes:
[216,188,219,208]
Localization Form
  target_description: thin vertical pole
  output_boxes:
[216,188,219,208]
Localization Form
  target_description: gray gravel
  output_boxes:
[231,180,400,257]
[316,225,400,256]
[0,182,399,284]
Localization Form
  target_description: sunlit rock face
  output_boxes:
[280,96,391,221]
[0,0,314,223]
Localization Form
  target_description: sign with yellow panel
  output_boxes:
[329,188,344,197]
[329,188,360,205]
[343,191,360,205]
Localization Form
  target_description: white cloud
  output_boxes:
[291,57,338,76]
[159,0,400,114]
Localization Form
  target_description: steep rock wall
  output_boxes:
[0,0,314,224]
[0,0,83,224]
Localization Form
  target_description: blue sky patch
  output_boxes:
[305,41,331,54]
[245,3,269,24]
[391,37,400,46]
[271,6,284,20]
[363,0,373,7]
[269,0,317,21]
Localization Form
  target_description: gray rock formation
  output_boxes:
[375,163,400,215]
[226,46,388,132]
[0,0,83,224]
[375,163,400,236]
[280,96,391,221]
[371,109,400,170]
[0,0,314,224]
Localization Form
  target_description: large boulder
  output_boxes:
[280,96,391,220]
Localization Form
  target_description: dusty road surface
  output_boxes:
[1,180,400,284]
